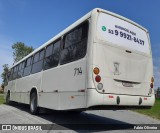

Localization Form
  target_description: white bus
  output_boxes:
[5,8,155,114]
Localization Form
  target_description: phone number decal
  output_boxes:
[108,29,145,45]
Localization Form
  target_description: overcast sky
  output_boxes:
[0,0,159,88]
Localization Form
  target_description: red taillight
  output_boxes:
[150,83,153,88]
[95,75,101,82]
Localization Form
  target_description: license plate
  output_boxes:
[122,82,133,87]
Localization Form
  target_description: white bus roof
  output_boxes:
[12,8,148,68]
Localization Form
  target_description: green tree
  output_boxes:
[1,64,9,87]
[1,42,34,87]
[12,42,34,63]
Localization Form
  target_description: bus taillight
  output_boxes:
[93,67,100,75]
[95,75,101,82]
[150,83,153,88]
[151,77,154,83]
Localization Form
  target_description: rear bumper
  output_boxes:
[86,89,155,109]
[88,105,152,110]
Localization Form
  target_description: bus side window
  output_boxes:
[31,49,44,74]
[23,57,32,77]
[17,63,21,79]
[12,65,18,80]
[17,61,24,79]
[21,61,25,77]
[15,65,19,79]
[9,68,13,81]
[44,43,53,70]
[51,40,60,66]
[44,39,60,70]
[60,21,88,64]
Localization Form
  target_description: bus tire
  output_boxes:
[6,92,11,105]
[30,92,39,115]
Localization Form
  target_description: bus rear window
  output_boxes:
[97,13,150,55]
[60,21,88,64]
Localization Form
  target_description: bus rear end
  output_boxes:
[87,9,155,109]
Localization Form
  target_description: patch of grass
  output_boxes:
[0,94,5,104]
[134,98,160,120]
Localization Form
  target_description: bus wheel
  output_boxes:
[30,92,39,115]
[6,92,11,105]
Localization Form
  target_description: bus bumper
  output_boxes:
[86,89,155,109]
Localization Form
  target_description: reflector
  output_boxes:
[97,83,103,90]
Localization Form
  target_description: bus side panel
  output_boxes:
[40,58,86,110]
[10,80,21,102]
[16,72,42,104]
[38,92,59,110]
[39,67,60,109]
[58,58,86,110]
[58,92,85,110]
